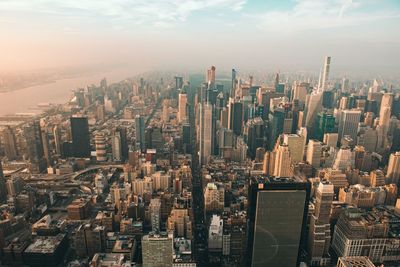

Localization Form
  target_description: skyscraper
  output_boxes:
[142,232,173,267]
[24,121,47,173]
[207,65,216,85]
[318,56,331,92]
[273,144,292,177]
[315,111,335,141]
[283,133,305,164]
[231,68,237,98]
[247,175,311,267]
[228,99,243,136]
[95,132,106,162]
[135,115,146,152]
[199,102,213,166]
[268,108,285,150]
[70,116,91,158]
[53,125,62,156]
[2,126,18,160]
[338,110,361,143]
[306,139,322,168]
[174,76,183,90]
[387,151,400,184]
[178,90,188,123]
[308,181,334,266]
[305,91,323,131]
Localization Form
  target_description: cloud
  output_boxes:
[0,0,247,29]
[252,0,400,33]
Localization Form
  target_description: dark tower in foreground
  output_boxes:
[247,175,311,267]
[70,116,91,158]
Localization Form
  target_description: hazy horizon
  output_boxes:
[1,0,400,76]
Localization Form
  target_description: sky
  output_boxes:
[0,0,399,75]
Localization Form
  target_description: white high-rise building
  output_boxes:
[283,134,305,164]
[273,144,292,177]
[338,109,361,143]
[199,103,213,166]
[318,56,331,92]
[178,92,188,123]
[307,139,322,168]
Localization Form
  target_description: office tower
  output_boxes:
[96,104,105,121]
[333,146,355,171]
[308,181,334,266]
[387,152,400,184]
[162,99,170,122]
[307,140,322,168]
[208,215,223,253]
[318,56,331,92]
[2,126,18,160]
[116,126,128,161]
[338,110,361,143]
[245,117,265,159]
[142,232,173,267]
[357,126,378,152]
[174,76,183,90]
[207,65,216,85]
[112,133,122,162]
[283,134,305,164]
[370,170,385,187]
[324,133,338,148]
[70,116,91,158]
[167,208,192,238]
[218,128,234,159]
[24,121,47,173]
[332,207,400,264]
[204,182,224,213]
[199,102,213,166]
[53,125,62,156]
[273,144,292,177]
[182,123,191,153]
[40,129,51,166]
[305,92,323,130]
[231,68,237,98]
[341,77,350,93]
[95,132,107,162]
[315,111,335,141]
[268,107,285,149]
[149,198,161,233]
[262,151,277,176]
[247,175,311,267]
[178,90,188,123]
[135,115,146,152]
[228,100,243,136]
[292,82,309,104]
[379,105,391,137]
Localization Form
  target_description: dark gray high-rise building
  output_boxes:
[70,117,91,158]
[247,175,311,267]
[228,100,243,136]
[24,121,47,173]
[2,126,18,160]
[231,68,237,98]
[135,115,146,152]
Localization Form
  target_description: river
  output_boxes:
[0,67,139,116]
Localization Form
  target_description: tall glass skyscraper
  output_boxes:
[247,175,311,267]
[70,116,91,158]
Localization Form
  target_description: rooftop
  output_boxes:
[24,234,66,254]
